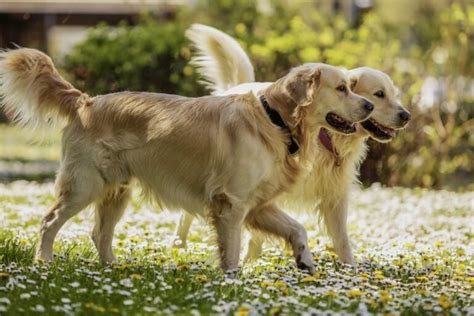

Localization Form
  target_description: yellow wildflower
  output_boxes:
[274,280,287,290]
[325,245,335,252]
[302,276,316,282]
[438,295,452,309]
[130,273,141,281]
[326,290,337,298]
[359,272,369,281]
[416,288,428,296]
[260,281,273,288]
[379,290,392,303]
[374,270,385,280]
[347,288,363,298]
[466,276,474,285]
[177,263,189,271]
[443,257,452,265]
[369,299,377,309]
[453,275,464,281]
[404,243,415,250]
[113,263,130,270]
[455,263,466,275]
[236,306,250,316]
[302,273,321,282]
[195,274,208,283]
[130,236,142,243]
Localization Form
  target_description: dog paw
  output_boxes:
[345,260,357,268]
[223,268,240,279]
[100,256,118,265]
[338,254,356,267]
[34,251,53,263]
[170,238,187,249]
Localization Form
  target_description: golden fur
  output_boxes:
[0,48,371,272]
[174,24,411,265]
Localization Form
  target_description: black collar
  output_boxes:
[259,95,300,155]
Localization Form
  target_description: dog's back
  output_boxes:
[0,48,279,212]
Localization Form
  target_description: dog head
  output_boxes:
[349,67,411,142]
[280,63,374,135]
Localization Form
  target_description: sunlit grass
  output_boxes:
[0,125,61,162]
[0,181,472,315]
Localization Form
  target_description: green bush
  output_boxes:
[63,0,473,189]
[63,17,204,97]
[359,3,473,189]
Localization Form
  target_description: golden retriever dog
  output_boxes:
[172,24,411,265]
[0,48,373,273]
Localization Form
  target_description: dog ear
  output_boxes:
[307,69,321,99]
[309,69,321,85]
[350,76,358,91]
[286,68,321,106]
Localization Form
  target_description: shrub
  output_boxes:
[63,17,204,97]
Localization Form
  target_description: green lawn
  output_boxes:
[0,125,473,315]
[0,125,60,182]
[0,125,61,162]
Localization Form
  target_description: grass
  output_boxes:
[0,124,473,315]
[0,125,61,162]
[0,125,60,182]
[0,182,472,315]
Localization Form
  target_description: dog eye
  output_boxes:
[374,90,385,98]
[336,85,347,93]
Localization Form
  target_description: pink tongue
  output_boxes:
[318,128,334,154]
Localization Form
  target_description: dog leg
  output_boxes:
[209,195,246,272]
[171,212,194,248]
[321,195,354,265]
[245,204,315,274]
[244,232,265,262]
[36,170,104,262]
[92,185,131,264]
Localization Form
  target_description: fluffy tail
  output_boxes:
[0,48,87,127]
[186,24,255,95]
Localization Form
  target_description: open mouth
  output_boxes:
[325,113,356,134]
[361,118,396,140]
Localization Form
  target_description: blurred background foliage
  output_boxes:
[63,0,473,190]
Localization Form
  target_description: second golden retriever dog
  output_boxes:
[173,24,411,265]
[0,48,373,273]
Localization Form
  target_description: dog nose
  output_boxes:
[364,100,374,112]
[399,111,411,124]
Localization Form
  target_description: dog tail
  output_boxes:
[0,48,88,128]
[186,24,255,95]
